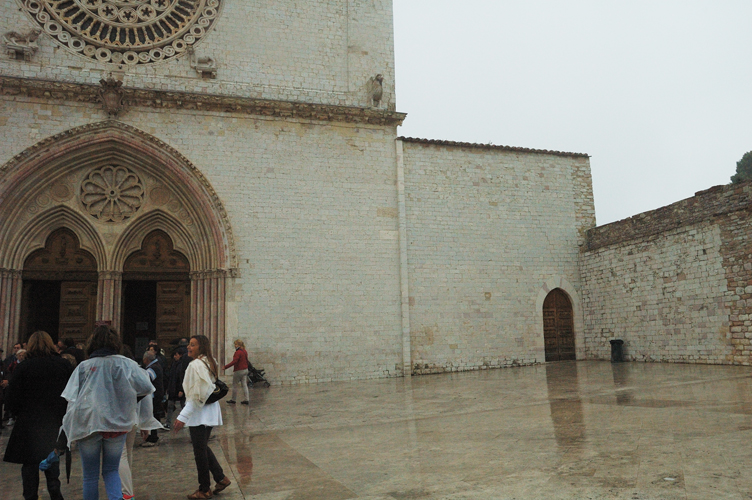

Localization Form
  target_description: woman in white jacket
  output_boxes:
[61,326,153,500]
[173,335,231,499]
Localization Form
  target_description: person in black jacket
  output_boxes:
[3,331,72,500]
[62,338,85,365]
[164,346,188,430]
[141,350,164,447]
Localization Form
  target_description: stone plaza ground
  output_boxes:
[2,361,752,499]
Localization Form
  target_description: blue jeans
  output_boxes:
[78,432,126,500]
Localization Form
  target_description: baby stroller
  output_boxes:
[247,362,271,388]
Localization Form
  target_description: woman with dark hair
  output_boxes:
[61,326,153,500]
[173,335,231,499]
[3,331,72,500]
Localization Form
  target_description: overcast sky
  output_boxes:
[393,1,752,226]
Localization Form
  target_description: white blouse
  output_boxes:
[177,355,223,427]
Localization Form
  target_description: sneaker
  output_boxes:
[226,400,236,404]
[240,401,249,405]
[140,441,158,448]
[6,419,14,426]
[212,477,231,494]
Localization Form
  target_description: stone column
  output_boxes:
[0,269,22,352]
[190,270,227,363]
[96,271,123,329]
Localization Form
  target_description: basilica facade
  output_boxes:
[0,0,595,383]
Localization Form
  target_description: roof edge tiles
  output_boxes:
[397,137,589,159]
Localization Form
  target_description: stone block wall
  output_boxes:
[581,183,752,365]
[400,138,594,374]
[0,95,403,384]
[0,0,395,109]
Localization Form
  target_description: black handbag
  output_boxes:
[206,378,228,404]
[202,359,229,404]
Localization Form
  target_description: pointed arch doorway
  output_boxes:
[0,121,237,361]
[543,288,576,362]
[19,228,98,343]
[122,230,191,358]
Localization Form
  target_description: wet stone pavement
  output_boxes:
[3,361,752,499]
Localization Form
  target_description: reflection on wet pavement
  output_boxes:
[3,360,752,499]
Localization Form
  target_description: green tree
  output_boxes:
[731,151,752,184]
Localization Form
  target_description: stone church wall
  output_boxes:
[400,139,595,374]
[0,95,404,384]
[0,0,395,109]
[581,183,752,365]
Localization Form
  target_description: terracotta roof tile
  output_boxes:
[397,136,589,159]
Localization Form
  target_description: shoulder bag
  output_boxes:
[202,359,229,404]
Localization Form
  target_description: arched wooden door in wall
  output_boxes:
[122,230,190,357]
[20,228,98,343]
[543,288,576,362]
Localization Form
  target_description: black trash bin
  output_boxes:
[610,339,624,363]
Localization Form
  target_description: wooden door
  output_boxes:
[543,288,575,362]
[58,281,98,342]
[156,281,190,352]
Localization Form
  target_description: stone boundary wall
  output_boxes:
[586,184,752,251]
[582,182,752,365]
[401,139,594,374]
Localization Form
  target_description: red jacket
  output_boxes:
[224,348,249,371]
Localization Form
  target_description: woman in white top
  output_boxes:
[173,335,231,499]
[60,326,153,500]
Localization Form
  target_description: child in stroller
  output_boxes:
[247,362,271,388]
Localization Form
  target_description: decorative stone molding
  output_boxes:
[18,0,222,66]
[369,74,383,107]
[0,120,239,275]
[0,76,408,126]
[2,29,41,61]
[188,46,217,79]
[98,78,125,117]
[80,165,144,222]
[0,268,22,279]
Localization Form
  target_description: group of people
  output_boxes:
[1,327,254,500]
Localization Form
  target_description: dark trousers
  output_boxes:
[22,461,63,500]
[189,425,224,493]
[145,428,159,443]
[146,400,165,443]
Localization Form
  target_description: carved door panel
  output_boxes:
[543,289,576,362]
[156,281,190,350]
[59,282,97,342]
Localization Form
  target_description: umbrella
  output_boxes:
[39,448,71,483]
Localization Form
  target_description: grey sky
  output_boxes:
[393,1,752,226]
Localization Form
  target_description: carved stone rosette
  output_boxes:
[19,0,222,65]
[80,165,144,222]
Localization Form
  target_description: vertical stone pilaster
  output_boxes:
[395,139,411,377]
[190,271,227,363]
[97,271,123,327]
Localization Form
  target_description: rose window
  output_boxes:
[19,0,222,65]
[81,166,144,222]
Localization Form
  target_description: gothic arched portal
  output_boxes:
[0,121,237,361]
